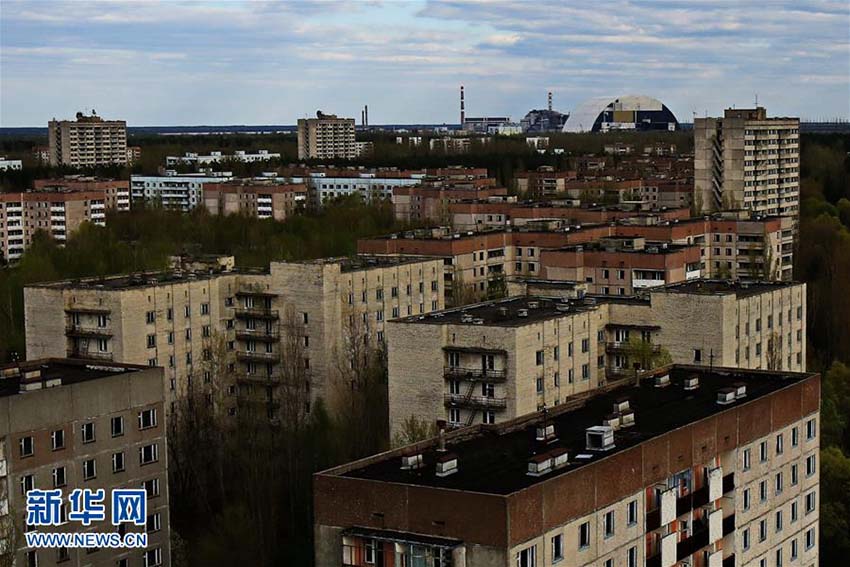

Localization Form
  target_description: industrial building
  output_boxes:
[563,96,679,133]
[316,364,820,567]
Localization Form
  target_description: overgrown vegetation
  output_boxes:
[796,133,850,564]
[0,198,403,361]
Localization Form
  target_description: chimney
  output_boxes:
[361,109,365,126]
[365,105,369,127]
[460,85,465,126]
[436,420,447,452]
[548,91,553,111]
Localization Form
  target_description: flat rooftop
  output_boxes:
[395,296,598,327]
[335,365,815,495]
[289,254,440,273]
[0,358,148,397]
[26,268,262,290]
[656,279,802,298]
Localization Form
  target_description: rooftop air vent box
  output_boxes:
[716,388,737,405]
[585,425,615,451]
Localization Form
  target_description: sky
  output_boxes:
[1,0,848,127]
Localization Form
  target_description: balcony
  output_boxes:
[65,324,113,338]
[606,341,662,354]
[443,366,506,382]
[235,328,280,342]
[444,393,507,410]
[646,474,734,531]
[236,373,281,385]
[68,350,113,361]
[236,350,280,363]
[234,307,279,320]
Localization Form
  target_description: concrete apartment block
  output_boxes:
[24,255,444,420]
[315,365,820,567]
[0,359,170,567]
[48,113,127,168]
[297,113,357,160]
[386,280,806,435]
[695,107,800,222]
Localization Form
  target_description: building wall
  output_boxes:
[297,117,357,160]
[48,119,128,168]
[0,365,170,566]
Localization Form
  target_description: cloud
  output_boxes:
[0,0,848,125]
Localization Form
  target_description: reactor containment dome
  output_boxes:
[562,95,679,133]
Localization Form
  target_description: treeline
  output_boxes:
[795,133,850,564]
[0,198,402,361]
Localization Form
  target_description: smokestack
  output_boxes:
[460,85,465,126]
[365,105,369,127]
[361,109,365,126]
[548,91,553,111]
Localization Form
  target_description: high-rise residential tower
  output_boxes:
[48,112,128,168]
[297,112,357,160]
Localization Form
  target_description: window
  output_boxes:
[791,538,798,560]
[806,454,817,477]
[792,426,799,447]
[553,346,559,360]
[743,448,751,470]
[51,430,64,451]
[776,472,783,494]
[140,443,159,465]
[482,411,496,425]
[146,310,155,324]
[759,519,767,542]
[791,463,798,485]
[147,512,162,532]
[19,436,34,457]
[82,422,95,444]
[449,408,460,424]
[604,560,613,567]
[52,466,66,488]
[517,546,536,567]
[627,546,637,567]
[96,314,107,328]
[139,408,157,430]
[111,416,124,437]
[760,480,768,501]
[805,490,816,514]
[302,312,309,325]
[776,433,784,455]
[551,534,563,563]
[184,305,191,318]
[535,350,544,365]
[26,551,37,567]
[604,510,615,538]
[743,488,751,510]
[143,478,160,498]
[742,527,750,550]
[579,521,590,548]
[791,501,798,523]
[694,348,702,363]
[536,377,543,393]
[776,548,783,567]
[83,459,96,480]
[146,334,156,348]
[20,474,34,495]
[806,418,817,440]
[805,527,815,549]
[201,302,209,315]
[759,441,768,462]
[112,451,125,473]
[144,548,162,567]
[775,510,783,532]
[581,364,589,380]
[581,338,589,353]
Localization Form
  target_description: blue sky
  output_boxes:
[1,0,848,126]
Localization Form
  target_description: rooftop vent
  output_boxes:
[602,413,621,430]
[683,375,700,391]
[517,309,528,318]
[472,318,484,325]
[716,388,737,405]
[400,452,425,470]
[435,453,458,477]
[733,382,747,399]
[527,301,540,309]
[585,425,615,451]
[620,409,636,428]
[613,397,630,414]
[498,307,509,318]
[653,374,671,388]
[550,447,569,468]
[556,304,570,312]
[527,453,553,477]
[536,423,556,442]
[461,313,473,323]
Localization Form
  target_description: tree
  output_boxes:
[624,336,672,373]
[392,415,438,448]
